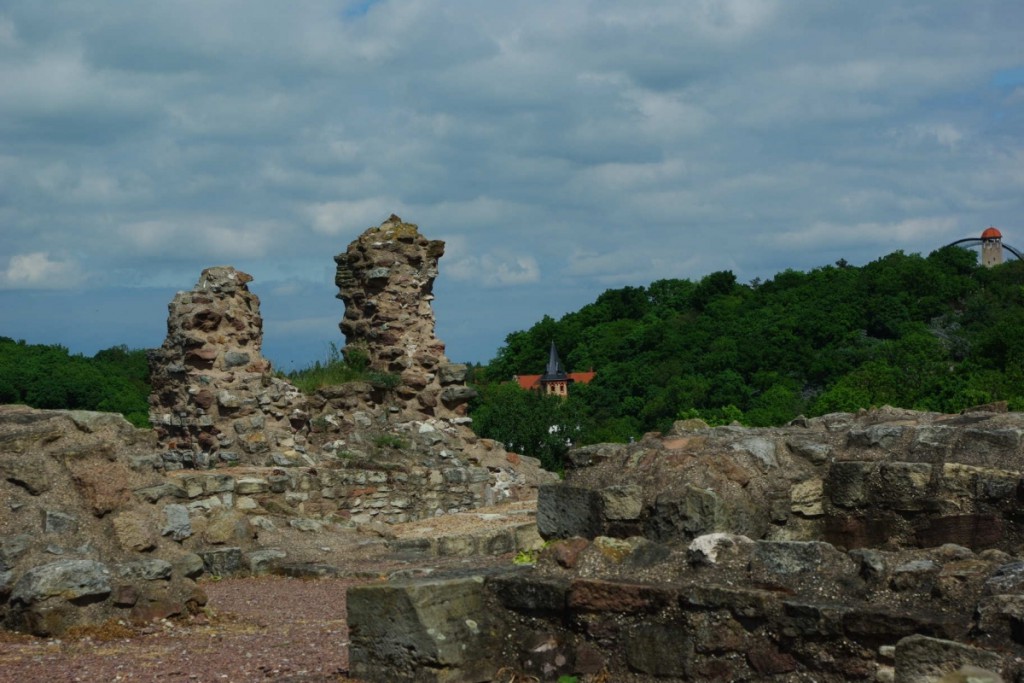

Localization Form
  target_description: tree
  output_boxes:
[470,384,578,472]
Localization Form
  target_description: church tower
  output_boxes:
[540,341,571,397]
[981,227,1004,268]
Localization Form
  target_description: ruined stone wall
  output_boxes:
[148,266,308,467]
[0,407,208,636]
[540,406,1024,553]
[334,215,476,419]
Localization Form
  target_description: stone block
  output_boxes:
[116,559,173,582]
[848,424,908,450]
[681,584,779,620]
[42,510,78,534]
[782,600,849,637]
[348,576,499,683]
[826,461,873,508]
[624,623,694,677]
[198,547,243,577]
[842,609,961,646]
[644,486,725,542]
[488,573,568,614]
[161,504,192,541]
[134,482,187,503]
[790,478,824,517]
[246,549,287,576]
[601,485,643,521]
[873,462,934,512]
[751,540,856,586]
[568,578,674,613]
[437,535,477,557]
[11,559,112,605]
[537,484,604,540]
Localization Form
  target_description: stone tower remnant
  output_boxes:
[148,266,308,466]
[334,215,476,418]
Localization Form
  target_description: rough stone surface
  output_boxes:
[334,215,475,420]
[894,635,1004,683]
[348,576,499,683]
[425,407,1024,681]
[148,266,307,465]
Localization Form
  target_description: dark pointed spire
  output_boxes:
[542,341,567,380]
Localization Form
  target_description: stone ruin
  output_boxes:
[334,213,477,419]
[349,407,1024,682]
[148,266,308,468]
[144,217,552,519]
[0,215,555,638]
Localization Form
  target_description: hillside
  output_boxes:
[471,246,1024,455]
[0,339,150,426]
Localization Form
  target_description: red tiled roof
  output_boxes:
[513,371,596,390]
[515,374,542,390]
[982,226,1002,240]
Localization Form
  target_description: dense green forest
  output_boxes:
[0,338,151,427]
[470,246,1024,467]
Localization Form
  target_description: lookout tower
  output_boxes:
[981,227,1004,267]
[943,227,1022,267]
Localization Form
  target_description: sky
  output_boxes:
[1,1,1023,370]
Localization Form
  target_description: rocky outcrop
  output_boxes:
[537,407,1024,553]
[334,215,476,419]
[0,407,206,636]
[148,266,308,467]
[351,407,1024,681]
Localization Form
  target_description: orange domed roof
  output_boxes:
[982,227,1002,240]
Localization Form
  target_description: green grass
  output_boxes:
[284,343,400,394]
[373,434,408,450]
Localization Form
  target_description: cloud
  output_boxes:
[1,252,83,289]
[447,251,541,287]
[116,219,279,261]
[306,199,402,236]
[768,217,962,250]
[1,1,1023,364]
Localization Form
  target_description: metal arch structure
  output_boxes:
[944,237,1024,262]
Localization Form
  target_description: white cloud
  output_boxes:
[117,219,278,260]
[447,252,541,287]
[306,199,402,236]
[1,252,83,289]
[768,217,962,250]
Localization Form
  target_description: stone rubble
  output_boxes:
[350,406,1024,682]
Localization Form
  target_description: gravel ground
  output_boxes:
[0,576,367,683]
[0,501,538,682]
